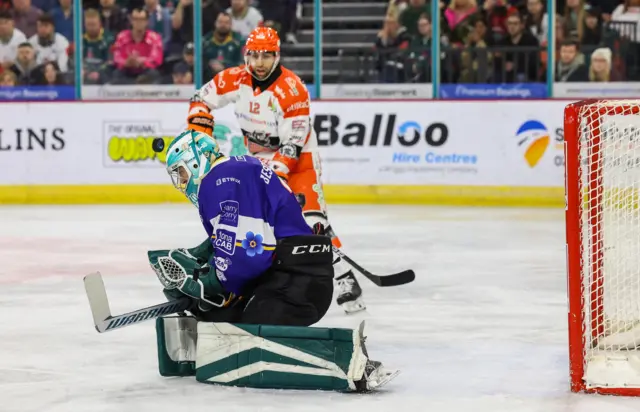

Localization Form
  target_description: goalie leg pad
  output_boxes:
[156,315,198,377]
[193,320,398,392]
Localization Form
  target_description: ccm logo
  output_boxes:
[292,244,331,254]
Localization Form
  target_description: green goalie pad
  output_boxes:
[156,316,197,377]
[195,322,365,392]
[156,316,369,391]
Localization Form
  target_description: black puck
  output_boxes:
[152,138,165,153]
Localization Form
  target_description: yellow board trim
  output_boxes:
[0,184,565,207]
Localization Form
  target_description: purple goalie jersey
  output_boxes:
[197,155,312,294]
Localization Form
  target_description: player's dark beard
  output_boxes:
[251,63,282,90]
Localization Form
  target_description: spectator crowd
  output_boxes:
[0,0,635,87]
[0,0,300,86]
[377,0,639,83]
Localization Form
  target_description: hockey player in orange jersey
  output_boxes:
[185,26,365,313]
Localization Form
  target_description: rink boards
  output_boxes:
[0,100,568,205]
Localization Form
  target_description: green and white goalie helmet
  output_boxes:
[164,129,221,207]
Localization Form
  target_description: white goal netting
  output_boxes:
[577,101,640,389]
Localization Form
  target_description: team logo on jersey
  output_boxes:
[241,231,265,257]
[267,98,277,113]
[214,229,236,255]
[219,200,239,227]
[285,77,299,96]
[216,270,227,282]
[274,86,286,100]
[214,256,232,272]
[280,143,298,159]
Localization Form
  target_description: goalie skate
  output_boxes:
[336,271,366,314]
[353,321,399,392]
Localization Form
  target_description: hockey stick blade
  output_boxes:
[83,272,191,333]
[332,247,415,287]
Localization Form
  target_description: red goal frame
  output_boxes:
[565,99,640,396]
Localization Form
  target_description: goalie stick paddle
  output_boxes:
[83,272,191,333]
[332,247,415,287]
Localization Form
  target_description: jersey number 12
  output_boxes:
[249,102,260,114]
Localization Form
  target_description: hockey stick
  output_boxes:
[332,247,415,287]
[83,272,191,333]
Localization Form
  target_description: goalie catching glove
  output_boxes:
[148,248,237,312]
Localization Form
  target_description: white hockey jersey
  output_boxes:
[188,64,315,178]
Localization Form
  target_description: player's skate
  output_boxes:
[336,270,366,314]
[354,321,399,392]
[356,360,400,392]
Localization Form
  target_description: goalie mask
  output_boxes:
[164,130,221,207]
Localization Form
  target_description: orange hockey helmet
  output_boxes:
[244,26,281,79]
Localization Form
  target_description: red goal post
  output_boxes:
[565,99,640,395]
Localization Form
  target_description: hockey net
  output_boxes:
[566,100,640,395]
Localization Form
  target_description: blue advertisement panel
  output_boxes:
[0,86,76,101]
[440,83,548,99]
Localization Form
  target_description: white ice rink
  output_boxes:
[2,205,639,412]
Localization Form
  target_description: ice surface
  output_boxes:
[1,205,639,412]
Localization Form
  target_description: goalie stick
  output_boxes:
[84,245,414,333]
[83,272,191,333]
[332,247,415,287]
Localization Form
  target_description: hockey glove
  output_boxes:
[187,111,214,136]
[187,238,215,264]
[148,248,234,312]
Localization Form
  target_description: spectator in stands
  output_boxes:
[374,11,411,83]
[444,0,481,45]
[611,0,640,80]
[172,59,192,83]
[582,7,602,45]
[227,0,262,39]
[170,0,219,54]
[100,0,129,34]
[460,18,493,82]
[279,0,300,44]
[83,8,114,84]
[29,13,69,72]
[39,60,65,84]
[177,41,193,70]
[400,0,430,37]
[144,0,172,46]
[589,0,617,23]
[112,8,163,84]
[50,0,73,41]
[480,0,509,44]
[582,8,618,47]
[13,0,43,38]
[612,0,640,41]
[0,11,27,70]
[259,0,298,42]
[203,11,243,78]
[494,11,539,82]
[589,46,622,80]
[9,42,39,84]
[256,0,282,30]
[407,13,436,81]
[563,0,585,41]
[0,69,17,85]
[556,39,588,81]
[523,0,548,43]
